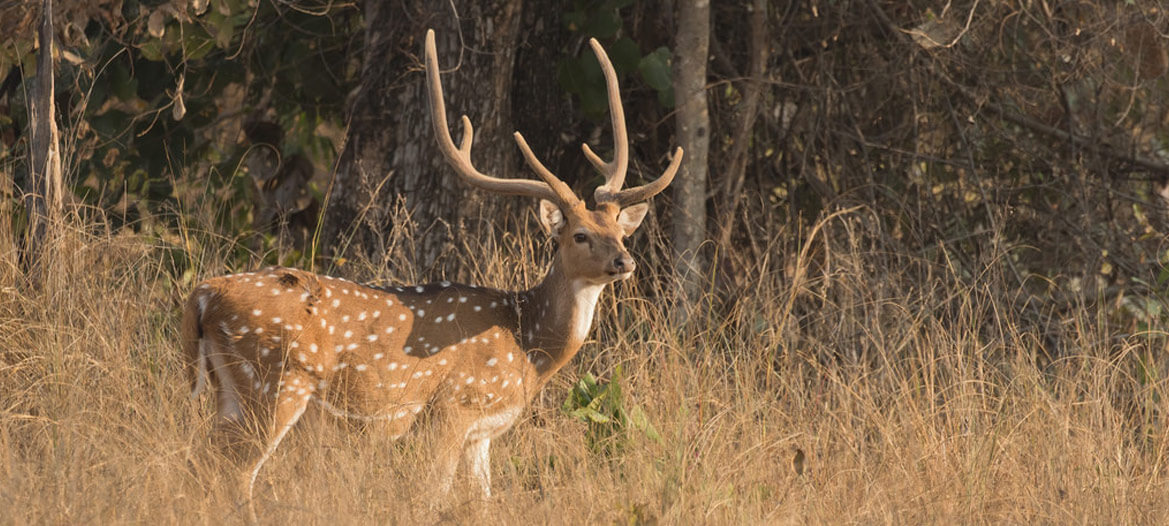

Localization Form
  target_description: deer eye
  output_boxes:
[573,233,588,244]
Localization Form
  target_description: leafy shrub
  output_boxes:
[561,365,660,456]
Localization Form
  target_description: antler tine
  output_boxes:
[513,132,583,206]
[425,30,564,202]
[608,146,684,207]
[584,38,630,204]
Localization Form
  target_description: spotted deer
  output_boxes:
[181,29,682,518]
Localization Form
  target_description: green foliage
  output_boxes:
[637,46,674,108]
[557,0,674,119]
[562,366,660,456]
[2,0,356,245]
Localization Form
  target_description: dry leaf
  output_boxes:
[147,9,165,39]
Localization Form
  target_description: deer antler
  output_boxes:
[425,30,580,207]
[583,38,629,202]
[426,30,679,209]
[582,37,684,208]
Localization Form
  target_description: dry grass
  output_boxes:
[2,208,1169,525]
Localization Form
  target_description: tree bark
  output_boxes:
[672,0,711,310]
[512,5,574,187]
[325,1,523,278]
[23,0,63,275]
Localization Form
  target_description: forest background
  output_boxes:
[3,0,1169,523]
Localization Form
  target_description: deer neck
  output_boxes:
[517,263,606,384]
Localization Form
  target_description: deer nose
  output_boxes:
[613,255,635,274]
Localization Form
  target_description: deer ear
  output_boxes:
[616,203,649,236]
[538,200,566,236]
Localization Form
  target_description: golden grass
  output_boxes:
[2,209,1168,524]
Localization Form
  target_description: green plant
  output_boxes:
[562,365,660,456]
[557,0,674,118]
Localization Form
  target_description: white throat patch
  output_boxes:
[570,282,606,344]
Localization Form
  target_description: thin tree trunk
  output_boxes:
[672,0,711,312]
[715,0,767,285]
[23,0,63,275]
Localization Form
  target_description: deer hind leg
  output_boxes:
[427,410,469,499]
[432,437,464,498]
[200,338,261,461]
[459,406,522,498]
[205,340,244,426]
[429,412,497,499]
[463,438,491,497]
[240,370,314,522]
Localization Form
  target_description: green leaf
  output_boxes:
[582,10,621,39]
[579,85,609,118]
[575,50,603,84]
[138,39,165,62]
[207,9,235,49]
[629,406,661,443]
[86,77,110,114]
[656,86,675,108]
[639,47,676,108]
[638,46,672,91]
[608,37,640,77]
[563,373,600,412]
[182,23,216,60]
[586,387,610,410]
[110,62,138,101]
[569,407,611,424]
[133,60,171,99]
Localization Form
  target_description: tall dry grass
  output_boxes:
[2,204,1168,524]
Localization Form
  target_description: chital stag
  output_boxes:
[182,29,681,517]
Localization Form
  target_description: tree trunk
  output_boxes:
[325,1,523,279]
[672,0,711,311]
[714,0,767,294]
[511,4,574,190]
[23,0,63,275]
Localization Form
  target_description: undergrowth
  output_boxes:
[2,205,1168,524]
